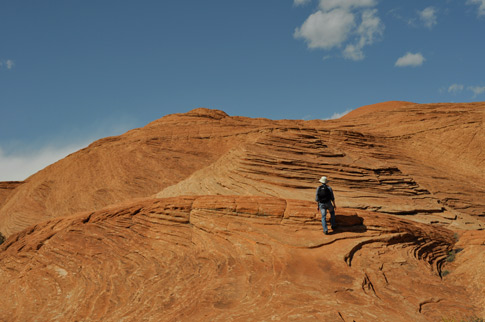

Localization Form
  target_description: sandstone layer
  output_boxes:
[1,102,483,237]
[1,196,481,321]
[0,102,483,321]
[0,181,23,207]
[339,101,485,220]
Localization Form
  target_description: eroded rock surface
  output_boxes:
[340,101,485,221]
[0,181,23,207]
[0,102,483,321]
[442,230,485,318]
[1,102,483,237]
[1,196,480,321]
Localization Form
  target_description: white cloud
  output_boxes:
[294,0,384,60]
[467,0,485,16]
[0,143,88,181]
[443,84,485,98]
[358,9,384,41]
[343,44,364,60]
[0,59,14,70]
[344,9,384,60]
[330,109,351,119]
[294,0,311,6]
[321,109,351,120]
[468,85,485,97]
[5,60,14,69]
[395,52,425,67]
[294,9,356,49]
[418,7,437,28]
[319,0,376,11]
[448,84,464,93]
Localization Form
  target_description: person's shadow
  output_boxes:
[331,214,366,234]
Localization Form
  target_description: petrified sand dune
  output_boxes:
[341,101,416,118]
[340,101,485,217]
[0,108,254,236]
[1,102,483,237]
[0,102,484,321]
[158,102,484,228]
[1,196,481,321]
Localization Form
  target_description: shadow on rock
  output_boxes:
[334,214,366,234]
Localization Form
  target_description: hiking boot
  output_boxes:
[324,231,328,235]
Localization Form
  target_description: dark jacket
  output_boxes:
[315,184,335,203]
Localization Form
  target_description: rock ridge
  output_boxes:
[1,102,483,237]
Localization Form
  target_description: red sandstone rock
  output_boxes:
[442,230,485,318]
[0,181,23,207]
[339,101,485,221]
[1,102,483,237]
[0,196,480,321]
[0,102,483,321]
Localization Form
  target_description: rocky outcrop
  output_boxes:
[339,101,485,220]
[441,230,485,318]
[2,102,484,238]
[1,102,483,237]
[157,102,484,230]
[0,102,483,321]
[0,109,257,236]
[157,127,446,217]
[1,196,480,321]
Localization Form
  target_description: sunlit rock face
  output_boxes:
[1,196,481,321]
[0,181,23,207]
[0,102,483,320]
[1,102,483,237]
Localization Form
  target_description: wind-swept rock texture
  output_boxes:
[1,196,482,321]
[1,102,483,237]
[441,229,485,317]
[0,101,484,321]
[339,101,485,222]
[0,181,23,207]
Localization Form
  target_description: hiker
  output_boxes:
[316,176,337,235]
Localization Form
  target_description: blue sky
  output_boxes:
[1,0,484,180]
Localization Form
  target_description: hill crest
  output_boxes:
[1,101,484,237]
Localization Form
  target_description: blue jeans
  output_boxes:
[319,202,335,233]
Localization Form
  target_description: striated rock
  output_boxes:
[0,181,24,207]
[0,101,483,321]
[156,102,484,228]
[156,126,447,217]
[339,101,485,220]
[441,230,485,318]
[0,110,263,236]
[0,196,480,321]
[1,102,484,237]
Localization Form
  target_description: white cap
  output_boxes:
[319,176,328,183]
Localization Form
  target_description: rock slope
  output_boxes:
[1,102,483,237]
[1,196,481,321]
[339,101,485,220]
[0,101,484,321]
[0,181,23,207]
